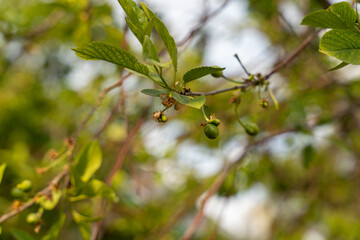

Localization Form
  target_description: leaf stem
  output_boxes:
[201,105,210,121]
[234,54,251,76]
[223,76,246,84]
[154,65,173,90]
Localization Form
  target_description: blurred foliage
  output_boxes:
[1,0,360,239]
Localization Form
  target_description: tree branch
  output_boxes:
[0,167,69,224]
[185,30,321,98]
[181,128,296,240]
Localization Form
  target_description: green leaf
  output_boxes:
[328,61,349,71]
[0,163,6,184]
[41,213,66,240]
[74,141,102,183]
[147,66,168,88]
[202,105,212,119]
[72,41,150,77]
[141,89,169,97]
[125,18,144,43]
[37,189,62,210]
[72,208,102,223]
[301,2,356,29]
[77,222,90,240]
[186,95,206,109]
[142,35,159,62]
[11,230,36,240]
[118,0,148,31]
[320,29,360,65]
[140,3,178,72]
[70,179,118,202]
[144,15,155,37]
[146,59,172,68]
[171,92,206,109]
[171,92,190,105]
[183,66,226,84]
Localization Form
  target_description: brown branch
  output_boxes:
[177,0,230,47]
[94,98,122,138]
[265,29,321,80]
[181,128,296,240]
[91,108,150,240]
[71,72,132,141]
[185,30,321,98]
[0,167,69,224]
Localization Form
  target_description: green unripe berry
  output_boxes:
[204,124,219,139]
[260,98,269,109]
[26,213,40,224]
[11,187,24,199]
[244,122,260,136]
[17,180,33,192]
[161,115,168,122]
[208,119,221,126]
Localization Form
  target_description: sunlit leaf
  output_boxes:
[328,61,349,71]
[140,2,178,72]
[37,189,62,210]
[125,18,144,43]
[70,179,118,202]
[141,89,169,97]
[171,92,206,109]
[142,35,159,62]
[72,41,150,77]
[72,208,102,223]
[118,0,148,30]
[183,66,226,84]
[77,222,90,240]
[0,163,6,184]
[320,29,360,65]
[74,141,102,183]
[301,2,356,29]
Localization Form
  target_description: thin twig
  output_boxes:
[265,29,321,80]
[94,98,122,138]
[0,168,69,224]
[177,0,230,47]
[71,72,132,141]
[184,30,321,98]
[181,128,296,240]
[91,109,149,240]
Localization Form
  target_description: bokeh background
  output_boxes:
[1,0,360,239]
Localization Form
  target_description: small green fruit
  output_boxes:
[208,119,221,126]
[11,187,24,199]
[161,115,168,122]
[244,122,260,136]
[26,213,40,224]
[204,124,219,139]
[17,180,33,192]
